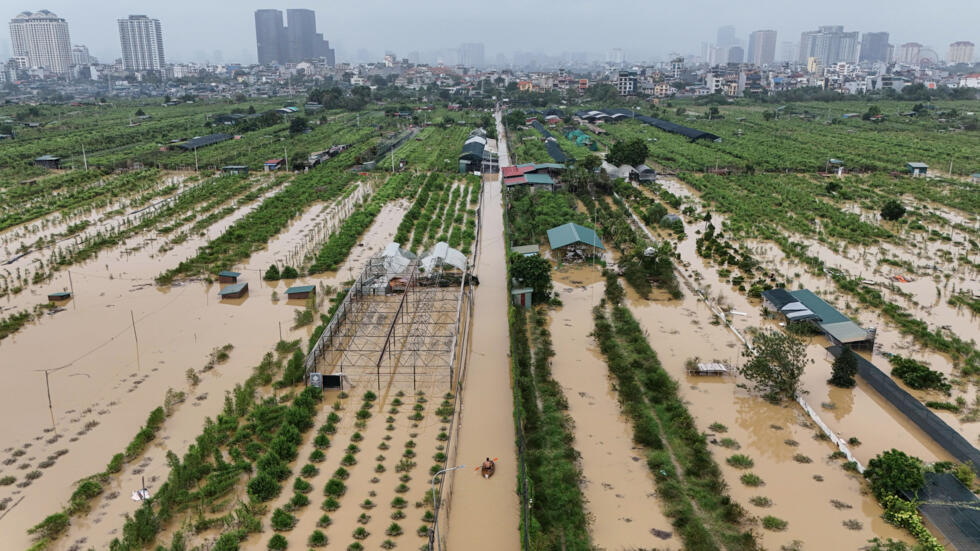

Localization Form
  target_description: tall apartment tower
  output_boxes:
[947,41,975,64]
[716,25,736,47]
[747,30,777,65]
[799,26,859,64]
[460,43,485,68]
[8,10,71,74]
[286,9,317,61]
[118,15,165,71]
[859,32,890,63]
[896,42,922,65]
[255,9,286,64]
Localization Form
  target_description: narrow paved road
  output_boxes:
[443,110,520,551]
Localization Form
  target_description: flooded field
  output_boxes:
[549,269,676,549]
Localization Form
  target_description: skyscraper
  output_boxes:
[799,26,859,64]
[716,25,736,47]
[71,44,95,66]
[859,32,890,63]
[8,10,71,74]
[255,9,333,65]
[947,41,975,64]
[460,43,485,68]
[118,15,165,71]
[727,46,744,64]
[896,42,922,65]
[255,9,285,64]
[747,30,777,66]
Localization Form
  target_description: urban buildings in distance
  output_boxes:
[799,25,859,65]
[118,15,165,72]
[947,41,975,64]
[9,9,71,74]
[254,8,334,66]
[747,30,777,66]
[859,32,890,63]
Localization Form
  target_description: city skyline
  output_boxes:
[2,0,976,65]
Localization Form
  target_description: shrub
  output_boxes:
[308,529,328,547]
[321,497,340,511]
[271,508,297,531]
[740,473,764,487]
[719,438,740,449]
[309,449,325,463]
[106,453,124,474]
[864,449,925,500]
[324,478,346,497]
[314,434,330,448]
[793,454,813,464]
[28,512,70,540]
[268,533,288,550]
[317,514,332,528]
[889,356,950,394]
[248,471,281,502]
[288,492,310,510]
[762,516,787,531]
[0,475,15,486]
[749,496,772,507]
[386,522,403,536]
[301,464,319,478]
[726,454,754,469]
[417,524,429,537]
[352,526,370,540]
[391,496,407,509]
[341,453,357,466]
[294,477,313,494]
[709,422,728,433]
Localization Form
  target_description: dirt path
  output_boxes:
[443,111,519,551]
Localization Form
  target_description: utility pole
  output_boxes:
[68,270,75,310]
[82,145,88,171]
[130,310,140,372]
[284,146,288,171]
[194,147,199,171]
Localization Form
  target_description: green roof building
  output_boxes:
[547,223,605,251]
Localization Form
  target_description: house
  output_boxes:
[763,288,875,349]
[218,282,249,299]
[286,285,316,300]
[264,159,284,172]
[221,165,249,175]
[47,291,71,301]
[547,223,605,255]
[177,133,232,150]
[634,164,657,182]
[907,162,928,177]
[504,173,556,191]
[601,161,636,180]
[217,270,240,283]
[34,155,60,169]
[511,245,540,257]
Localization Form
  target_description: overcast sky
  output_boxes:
[3,0,976,64]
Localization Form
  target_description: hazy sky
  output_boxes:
[3,0,976,64]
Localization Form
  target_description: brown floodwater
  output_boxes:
[444,115,520,551]
[548,270,677,549]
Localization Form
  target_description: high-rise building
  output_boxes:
[799,26,859,64]
[716,25,736,47]
[747,30,777,65]
[607,48,625,66]
[8,10,71,74]
[117,15,165,71]
[460,43,485,68]
[859,32,890,63]
[896,42,922,64]
[727,46,744,64]
[254,9,333,65]
[779,41,797,63]
[947,41,975,64]
[71,44,95,66]
[255,9,285,64]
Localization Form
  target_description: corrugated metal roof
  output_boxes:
[547,222,605,250]
[789,289,850,324]
[511,245,540,256]
[286,285,316,294]
[218,282,248,296]
[820,321,870,343]
[907,162,929,168]
[217,270,240,278]
[420,242,467,272]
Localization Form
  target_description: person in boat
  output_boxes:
[482,457,493,471]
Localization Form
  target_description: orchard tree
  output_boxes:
[510,254,552,304]
[738,330,808,402]
[864,449,924,500]
[880,200,906,221]
[828,346,859,388]
[606,138,649,167]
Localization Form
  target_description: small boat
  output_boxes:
[481,461,495,479]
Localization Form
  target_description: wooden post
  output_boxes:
[131,310,140,372]
[67,270,75,310]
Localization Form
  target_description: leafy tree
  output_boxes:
[135,108,146,117]
[27,512,70,540]
[122,501,160,546]
[268,534,288,550]
[511,254,552,304]
[864,449,924,500]
[579,154,602,173]
[738,330,808,402]
[606,138,649,167]
[247,471,281,501]
[828,346,858,388]
[503,110,526,130]
[825,180,842,194]
[247,105,256,114]
[880,200,906,221]
[280,265,299,279]
[264,264,281,281]
[289,116,309,135]
[862,105,882,120]
[270,508,297,531]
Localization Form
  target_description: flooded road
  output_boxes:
[549,272,676,549]
[444,111,520,551]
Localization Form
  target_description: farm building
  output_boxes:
[459,129,498,173]
[286,285,316,300]
[601,161,637,180]
[547,222,605,258]
[178,133,232,150]
[217,270,240,283]
[218,282,249,299]
[907,162,929,177]
[763,288,875,348]
[221,165,249,175]
[34,155,60,169]
[504,173,556,191]
[511,244,540,257]
[635,164,657,182]
[264,158,284,171]
[47,291,71,301]
[511,280,533,308]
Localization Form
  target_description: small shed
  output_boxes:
[218,282,249,299]
[689,362,729,376]
[286,285,315,300]
[971,173,980,184]
[221,165,249,175]
[907,162,928,177]
[511,280,533,308]
[47,291,71,301]
[660,213,682,226]
[264,158,284,172]
[511,244,540,257]
[35,155,61,169]
[635,164,657,182]
[217,270,240,283]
